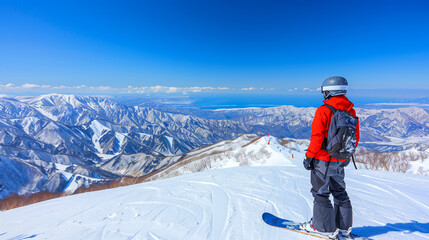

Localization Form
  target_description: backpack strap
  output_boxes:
[323,104,337,114]
[320,104,337,151]
[351,154,358,169]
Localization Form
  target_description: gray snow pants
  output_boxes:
[311,159,352,232]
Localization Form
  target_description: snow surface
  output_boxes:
[165,136,174,150]
[34,106,59,121]
[149,135,296,180]
[89,120,111,153]
[1,137,429,240]
[54,163,104,193]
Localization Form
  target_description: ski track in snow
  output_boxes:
[1,137,429,240]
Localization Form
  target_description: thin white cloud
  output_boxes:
[21,83,40,88]
[89,86,112,91]
[241,87,256,91]
[0,82,320,94]
[166,87,179,93]
[286,87,320,92]
[0,83,116,91]
[52,85,67,89]
[128,86,230,94]
[0,83,15,89]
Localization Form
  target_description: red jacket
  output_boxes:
[306,95,360,162]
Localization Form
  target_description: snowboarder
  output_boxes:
[300,76,360,239]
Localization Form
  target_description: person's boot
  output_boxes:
[328,228,340,240]
[341,227,354,239]
[300,219,340,239]
[299,219,317,232]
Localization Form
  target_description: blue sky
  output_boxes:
[0,0,428,96]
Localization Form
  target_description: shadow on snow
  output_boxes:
[7,234,38,240]
[353,221,429,238]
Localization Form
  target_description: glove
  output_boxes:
[303,155,314,170]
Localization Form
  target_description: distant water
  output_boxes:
[191,94,414,109]
[113,90,428,110]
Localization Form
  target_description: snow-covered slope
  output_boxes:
[2,137,429,240]
[149,134,298,180]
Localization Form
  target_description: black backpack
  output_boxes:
[323,104,359,173]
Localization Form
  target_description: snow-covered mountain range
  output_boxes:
[210,105,429,151]
[0,94,250,198]
[1,135,428,240]
[1,94,428,198]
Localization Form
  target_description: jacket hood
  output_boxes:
[323,95,354,111]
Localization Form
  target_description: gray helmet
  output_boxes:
[321,76,348,99]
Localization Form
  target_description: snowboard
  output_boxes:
[262,212,372,240]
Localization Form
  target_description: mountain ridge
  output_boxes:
[1,94,428,198]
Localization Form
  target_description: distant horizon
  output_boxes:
[2,90,428,110]
[0,85,428,97]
